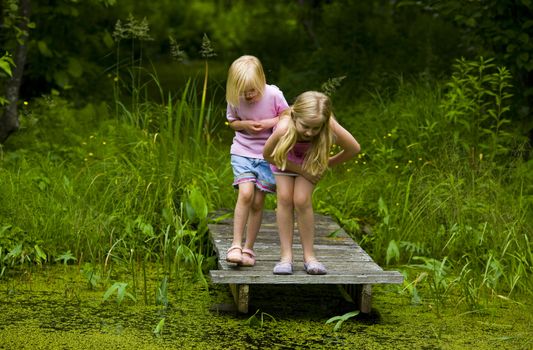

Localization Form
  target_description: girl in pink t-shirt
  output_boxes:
[225,55,289,266]
[264,91,361,275]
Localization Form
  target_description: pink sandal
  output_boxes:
[226,245,242,264]
[240,248,256,267]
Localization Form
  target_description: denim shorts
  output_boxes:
[231,154,276,193]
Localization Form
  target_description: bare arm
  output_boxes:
[263,117,287,164]
[229,119,264,134]
[258,115,280,130]
[328,118,361,167]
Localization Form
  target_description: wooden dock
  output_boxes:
[208,210,403,313]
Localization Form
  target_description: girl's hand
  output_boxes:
[241,117,280,133]
[246,122,265,134]
[328,118,361,167]
[239,120,265,134]
[301,170,323,184]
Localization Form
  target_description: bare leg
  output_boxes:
[232,182,255,248]
[243,188,265,250]
[293,176,316,263]
[275,175,296,262]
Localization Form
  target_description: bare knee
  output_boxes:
[293,194,312,213]
[250,191,265,212]
[276,190,293,209]
[237,185,255,205]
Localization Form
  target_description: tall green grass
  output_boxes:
[0,56,232,297]
[318,59,532,309]
[0,17,234,303]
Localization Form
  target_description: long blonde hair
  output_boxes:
[226,55,266,107]
[271,91,333,176]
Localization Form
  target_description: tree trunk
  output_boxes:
[0,0,31,144]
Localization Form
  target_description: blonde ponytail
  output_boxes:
[271,109,298,171]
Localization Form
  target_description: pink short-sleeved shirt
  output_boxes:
[227,84,289,159]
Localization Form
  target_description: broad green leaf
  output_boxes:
[54,70,70,88]
[386,240,400,265]
[326,310,359,331]
[37,41,53,57]
[67,57,83,78]
[190,187,208,219]
[34,244,47,261]
[103,31,114,48]
[103,283,120,301]
[0,225,12,236]
[8,244,22,258]
[153,318,165,337]
[0,61,13,76]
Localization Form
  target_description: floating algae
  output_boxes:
[0,266,531,349]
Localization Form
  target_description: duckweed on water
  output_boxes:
[0,266,531,349]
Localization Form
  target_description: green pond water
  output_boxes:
[0,266,531,349]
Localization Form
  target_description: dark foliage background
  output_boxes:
[1,1,531,133]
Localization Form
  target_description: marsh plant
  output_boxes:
[441,57,516,166]
[103,281,137,305]
[244,309,276,328]
[321,75,346,97]
[153,317,165,337]
[325,310,360,332]
[112,13,153,122]
[411,256,453,317]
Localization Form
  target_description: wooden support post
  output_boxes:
[343,284,372,314]
[229,283,249,313]
[359,284,372,314]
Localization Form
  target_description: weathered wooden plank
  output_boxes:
[210,270,404,285]
[216,246,372,258]
[221,261,377,270]
[214,241,357,250]
[209,222,345,233]
[218,259,383,274]
[210,232,356,245]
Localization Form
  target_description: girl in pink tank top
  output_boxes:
[264,91,361,275]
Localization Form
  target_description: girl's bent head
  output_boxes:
[226,55,266,107]
[291,91,332,141]
[272,91,333,176]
